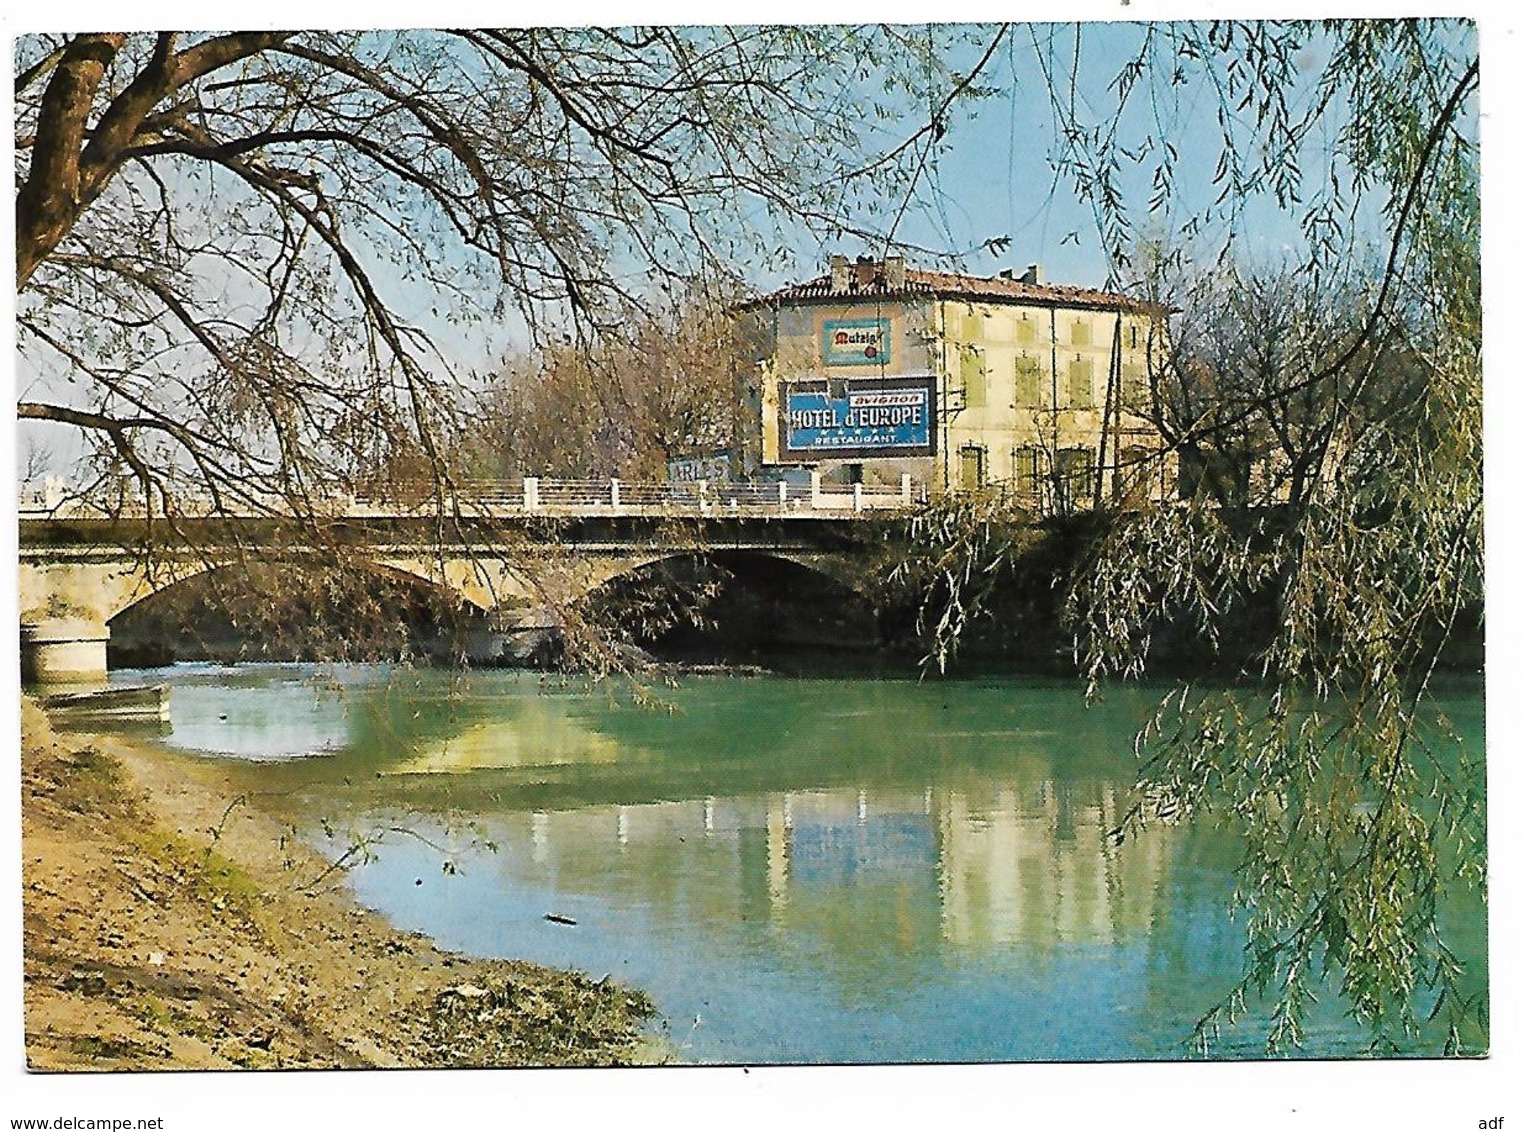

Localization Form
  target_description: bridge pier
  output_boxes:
[490,607,560,666]
[20,618,111,685]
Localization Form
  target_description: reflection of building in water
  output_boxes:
[768,789,943,966]
[496,797,757,927]
[786,789,936,888]
[385,699,620,774]
[936,782,1173,950]
[483,779,1175,958]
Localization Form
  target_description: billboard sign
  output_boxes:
[822,318,891,367]
[666,454,732,483]
[780,377,936,460]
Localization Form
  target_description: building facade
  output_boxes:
[735,255,1172,511]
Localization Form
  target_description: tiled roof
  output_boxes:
[742,266,1154,312]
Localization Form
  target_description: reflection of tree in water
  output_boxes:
[259,671,1163,814]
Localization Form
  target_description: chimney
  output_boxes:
[884,254,906,290]
[1019,263,1042,285]
[829,254,849,292]
[853,255,875,289]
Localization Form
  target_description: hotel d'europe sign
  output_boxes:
[779,375,936,460]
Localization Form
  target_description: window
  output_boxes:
[1014,354,1044,407]
[961,348,987,408]
[844,463,864,485]
[1118,446,1154,496]
[959,445,986,491]
[1014,446,1045,497]
[1016,315,1038,346]
[1066,356,1095,409]
[1122,363,1147,409]
[1071,318,1092,347]
[962,311,983,342]
[1058,447,1095,507]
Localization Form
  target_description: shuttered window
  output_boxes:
[1122,363,1147,409]
[1071,318,1092,347]
[1014,446,1045,496]
[1066,356,1095,409]
[961,349,987,408]
[959,445,986,491]
[1059,447,1095,501]
[1014,354,1044,407]
[1016,316,1038,346]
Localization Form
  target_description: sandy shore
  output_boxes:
[20,698,662,1070]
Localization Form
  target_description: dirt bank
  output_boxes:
[20,698,661,1070]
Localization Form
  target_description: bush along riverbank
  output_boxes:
[20,698,660,1070]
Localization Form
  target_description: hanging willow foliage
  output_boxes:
[904,19,1483,1054]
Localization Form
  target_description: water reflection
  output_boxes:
[441,779,1178,961]
[386,702,622,775]
[126,664,1484,1062]
[119,663,358,759]
[938,782,1175,950]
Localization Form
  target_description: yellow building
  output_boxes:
[736,255,1172,511]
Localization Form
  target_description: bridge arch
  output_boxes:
[20,517,886,679]
[103,558,503,667]
[575,546,875,598]
[20,550,516,628]
[579,548,883,661]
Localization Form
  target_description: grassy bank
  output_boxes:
[20,698,660,1070]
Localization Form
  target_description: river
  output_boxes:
[106,663,1486,1064]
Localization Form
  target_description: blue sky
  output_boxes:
[436,19,1474,376]
[768,20,1475,293]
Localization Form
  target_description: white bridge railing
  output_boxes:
[20,474,923,520]
[355,473,922,516]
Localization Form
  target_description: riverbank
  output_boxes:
[19,697,661,1070]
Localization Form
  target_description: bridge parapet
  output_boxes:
[20,475,923,521]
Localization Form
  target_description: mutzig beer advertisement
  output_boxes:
[821,317,891,366]
[781,376,936,460]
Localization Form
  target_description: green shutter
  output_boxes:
[1014,354,1043,406]
[959,445,986,490]
[1066,356,1095,409]
[1122,363,1146,409]
[1071,318,1092,347]
[961,349,987,408]
[1060,447,1095,500]
[1014,446,1044,495]
[1015,316,1037,346]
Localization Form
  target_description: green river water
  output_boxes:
[109,663,1487,1064]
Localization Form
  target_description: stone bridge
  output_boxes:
[19,477,917,682]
